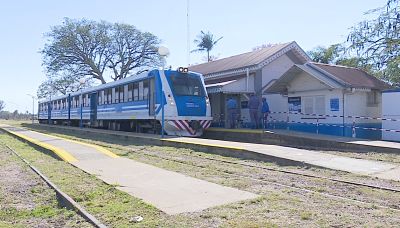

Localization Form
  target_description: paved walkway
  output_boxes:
[271,128,400,150]
[1,125,258,215]
[164,137,400,182]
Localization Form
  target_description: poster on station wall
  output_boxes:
[288,97,301,113]
[330,98,339,111]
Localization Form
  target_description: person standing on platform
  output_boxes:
[261,97,270,129]
[226,97,237,129]
[248,94,260,129]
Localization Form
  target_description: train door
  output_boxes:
[149,78,156,116]
[90,92,97,126]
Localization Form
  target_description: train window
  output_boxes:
[138,81,144,100]
[143,80,149,100]
[115,86,124,103]
[114,87,119,103]
[98,91,102,105]
[169,74,205,96]
[133,83,139,101]
[82,94,86,107]
[128,84,133,101]
[75,96,79,108]
[119,86,124,103]
[106,88,112,104]
[104,89,109,104]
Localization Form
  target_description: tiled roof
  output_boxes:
[310,62,391,90]
[189,42,296,76]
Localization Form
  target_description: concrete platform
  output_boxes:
[164,137,400,181]
[204,127,400,154]
[0,125,258,215]
[17,124,400,182]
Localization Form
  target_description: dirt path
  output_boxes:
[0,140,92,228]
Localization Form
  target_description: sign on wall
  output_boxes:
[288,97,301,113]
[330,98,339,111]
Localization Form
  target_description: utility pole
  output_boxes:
[187,0,190,66]
[26,94,36,124]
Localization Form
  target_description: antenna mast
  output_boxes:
[187,0,190,66]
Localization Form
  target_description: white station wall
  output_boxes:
[382,91,400,141]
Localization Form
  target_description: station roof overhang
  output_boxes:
[266,64,345,94]
[206,79,255,94]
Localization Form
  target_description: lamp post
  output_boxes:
[79,78,85,128]
[26,94,36,124]
[158,46,170,138]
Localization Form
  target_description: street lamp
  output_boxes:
[79,78,85,128]
[158,46,169,138]
[26,94,36,124]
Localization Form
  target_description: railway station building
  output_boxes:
[189,41,391,139]
[189,41,310,128]
[266,62,390,139]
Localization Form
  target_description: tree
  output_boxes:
[308,44,376,75]
[347,0,400,84]
[40,18,162,96]
[108,23,162,80]
[0,100,5,111]
[307,44,344,64]
[36,73,93,99]
[42,18,111,84]
[192,31,223,62]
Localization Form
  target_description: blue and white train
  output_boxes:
[38,68,212,137]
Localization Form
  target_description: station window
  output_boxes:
[303,96,325,115]
[367,91,379,107]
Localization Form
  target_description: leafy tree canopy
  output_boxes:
[39,18,162,98]
[347,0,400,84]
[307,44,376,75]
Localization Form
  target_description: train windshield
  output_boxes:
[169,73,205,97]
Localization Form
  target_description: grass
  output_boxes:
[3,122,400,227]
[0,141,90,227]
[0,133,166,227]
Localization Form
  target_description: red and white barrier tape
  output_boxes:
[268,118,400,133]
[269,111,400,122]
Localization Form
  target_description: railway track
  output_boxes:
[2,144,107,228]
[16,127,400,212]
[72,139,400,212]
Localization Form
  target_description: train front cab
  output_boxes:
[157,69,212,137]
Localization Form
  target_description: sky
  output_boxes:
[0,0,387,113]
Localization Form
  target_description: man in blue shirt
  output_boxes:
[226,97,237,128]
[261,97,270,129]
[249,94,260,129]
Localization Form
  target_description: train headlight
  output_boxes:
[178,67,189,73]
[168,96,175,105]
[206,96,210,106]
